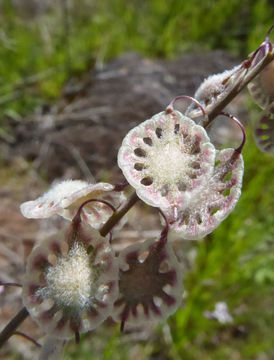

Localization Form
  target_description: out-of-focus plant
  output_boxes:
[0,0,272,122]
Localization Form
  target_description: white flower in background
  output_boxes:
[22,223,119,339]
[20,180,126,229]
[204,302,233,324]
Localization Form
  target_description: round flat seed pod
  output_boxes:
[169,149,244,240]
[112,238,183,327]
[118,110,216,214]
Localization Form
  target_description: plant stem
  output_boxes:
[100,191,139,237]
[0,307,29,348]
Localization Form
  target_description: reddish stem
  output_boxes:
[217,112,246,153]
[13,331,41,348]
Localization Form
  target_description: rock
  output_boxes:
[1,51,240,182]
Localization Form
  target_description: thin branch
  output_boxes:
[0,307,29,348]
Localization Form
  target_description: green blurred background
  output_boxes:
[0,0,273,118]
[0,0,274,359]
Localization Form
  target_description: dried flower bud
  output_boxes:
[118,110,215,214]
[187,65,242,117]
[112,238,183,328]
[20,180,125,229]
[22,223,119,339]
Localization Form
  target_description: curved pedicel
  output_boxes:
[218,112,246,154]
[166,95,208,124]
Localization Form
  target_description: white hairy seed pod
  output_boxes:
[112,238,183,328]
[248,59,274,110]
[22,223,119,339]
[169,149,244,240]
[187,65,243,117]
[118,110,216,216]
[20,180,125,229]
[252,101,274,153]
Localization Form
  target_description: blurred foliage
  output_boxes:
[0,0,273,119]
[1,0,273,359]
